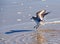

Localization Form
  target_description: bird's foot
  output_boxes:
[34,25,39,29]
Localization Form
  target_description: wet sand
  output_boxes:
[0,29,60,44]
[37,29,60,44]
[0,31,37,44]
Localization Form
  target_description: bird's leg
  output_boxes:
[34,23,40,29]
[34,25,37,28]
[36,23,40,29]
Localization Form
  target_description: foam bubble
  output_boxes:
[42,0,46,2]
[17,19,21,22]
[17,12,22,14]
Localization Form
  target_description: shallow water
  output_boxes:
[5,30,33,34]
[37,29,60,44]
[0,30,37,44]
[0,0,60,44]
[0,28,60,44]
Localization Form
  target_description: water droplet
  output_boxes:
[28,14,31,16]
[46,5,49,7]
[29,6,32,9]
[22,39,25,42]
[0,38,6,44]
[17,19,21,22]
[31,20,34,22]
[17,12,22,14]
[42,0,46,2]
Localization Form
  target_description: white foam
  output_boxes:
[17,19,21,22]
[42,0,46,2]
[17,12,22,14]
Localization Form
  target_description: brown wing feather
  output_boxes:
[37,10,46,20]
[36,10,50,20]
[36,11,41,18]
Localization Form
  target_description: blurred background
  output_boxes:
[0,0,60,29]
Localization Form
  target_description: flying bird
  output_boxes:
[31,9,60,29]
[31,9,50,28]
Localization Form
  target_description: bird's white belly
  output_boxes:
[39,21,45,25]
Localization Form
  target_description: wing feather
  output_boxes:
[36,10,46,20]
[36,10,50,21]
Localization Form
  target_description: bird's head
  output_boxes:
[31,16,36,19]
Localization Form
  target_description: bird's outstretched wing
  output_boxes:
[36,10,46,20]
[36,10,50,20]
[44,12,50,17]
